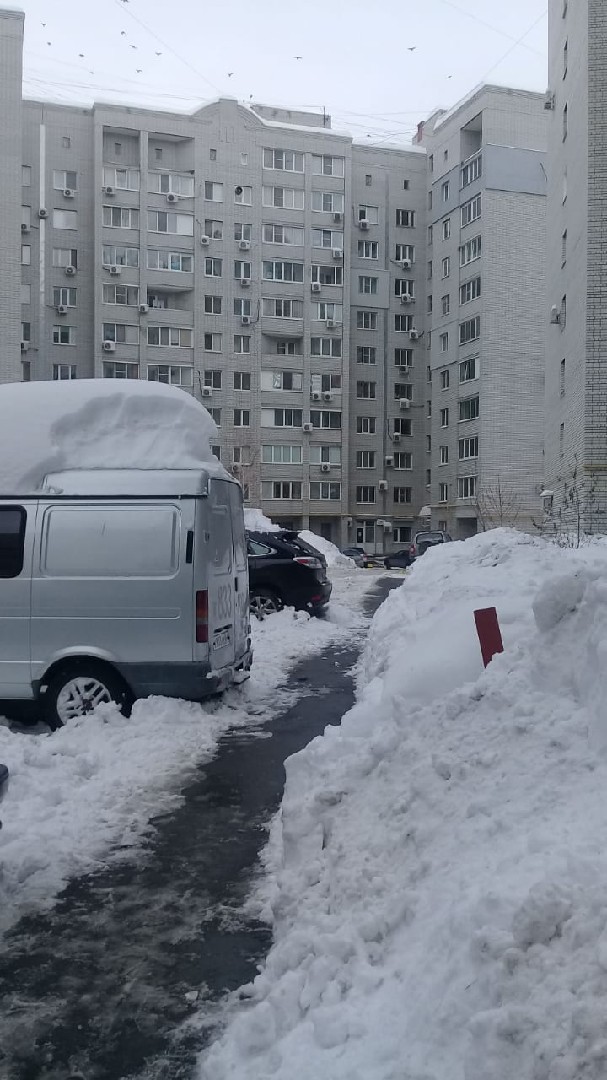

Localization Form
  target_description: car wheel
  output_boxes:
[250,589,283,619]
[43,662,133,731]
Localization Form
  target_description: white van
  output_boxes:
[0,467,251,728]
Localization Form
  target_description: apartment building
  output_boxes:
[2,11,430,551]
[0,9,23,382]
[544,0,607,534]
[418,86,548,537]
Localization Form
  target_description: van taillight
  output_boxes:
[196,590,209,643]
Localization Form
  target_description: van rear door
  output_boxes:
[0,503,33,697]
[204,480,236,670]
[227,482,249,664]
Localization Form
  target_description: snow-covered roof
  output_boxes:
[432,82,545,133]
[40,465,231,497]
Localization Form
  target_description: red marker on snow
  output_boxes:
[474,607,503,668]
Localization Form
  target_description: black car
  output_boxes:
[247,530,332,617]
[384,548,413,570]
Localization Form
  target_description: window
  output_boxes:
[234,222,252,243]
[312,228,343,249]
[261,408,303,428]
[234,185,252,205]
[315,302,342,322]
[461,194,481,227]
[441,181,450,202]
[427,295,433,315]
[53,209,78,230]
[262,445,303,464]
[233,260,251,281]
[562,103,568,141]
[276,339,301,354]
[233,335,251,354]
[560,422,565,456]
[393,487,412,504]
[459,356,478,382]
[356,486,376,504]
[357,310,378,330]
[396,209,415,227]
[439,483,448,503]
[53,287,77,308]
[261,370,303,391]
[461,155,482,188]
[102,205,139,229]
[204,370,222,389]
[356,450,376,469]
[53,363,77,380]
[356,416,376,435]
[208,408,221,426]
[310,482,342,501]
[394,453,412,470]
[395,279,415,298]
[356,381,376,399]
[357,346,376,364]
[393,525,412,544]
[154,148,163,162]
[101,245,137,269]
[311,337,342,357]
[263,148,304,172]
[233,409,250,427]
[439,446,449,466]
[442,219,451,242]
[459,395,479,421]
[441,256,450,278]
[263,223,304,245]
[441,294,450,317]
[204,257,223,277]
[147,250,192,275]
[439,332,449,353]
[358,241,379,259]
[148,210,194,235]
[103,362,139,379]
[312,154,344,177]
[460,276,481,305]
[358,204,379,224]
[0,507,26,578]
[394,314,413,332]
[21,205,31,228]
[62,136,71,149]
[427,400,432,419]
[459,316,480,345]
[561,229,567,265]
[21,284,31,304]
[22,165,31,186]
[365,174,372,186]
[21,244,30,265]
[21,360,31,382]
[261,481,302,501]
[459,436,479,460]
[394,417,412,435]
[310,445,341,465]
[560,358,566,396]
[460,234,481,266]
[560,294,567,328]
[148,172,195,197]
[428,225,433,246]
[205,295,222,315]
[204,181,224,201]
[440,370,450,390]
[234,297,252,317]
[395,245,415,265]
[563,39,568,77]
[53,169,78,191]
[147,365,193,387]
[102,284,139,306]
[311,191,345,213]
[52,324,75,345]
[102,322,139,344]
[440,407,449,427]
[262,297,304,318]
[310,410,341,429]
[205,218,223,240]
[263,259,304,282]
[263,186,304,210]
[458,476,476,499]
[359,275,378,295]
[209,149,217,161]
[103,166,139,190]
[148,326,193,348]
[203,333,222,352]
[21,321,30,343]
[394,384,413,401]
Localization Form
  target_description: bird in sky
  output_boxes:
[294,55,302,60]
[46,41,51,46]
[407,46,416,51]
[41,22,46,27]
[120,30,127,36]
[78,53,84,57]
[130,44,137,50]
[227,72,234,77]
[136,69,142,73]
[155,51,162,56]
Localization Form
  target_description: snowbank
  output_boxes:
[244,508,281,533]
[298,530,354,568]
[0,380,218,492]
[201,530,607,1080]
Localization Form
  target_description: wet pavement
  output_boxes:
[0,578,401,1080]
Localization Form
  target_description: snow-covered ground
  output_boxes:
[0,563,377,936]
[200,529,607,1080]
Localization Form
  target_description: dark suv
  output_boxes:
[246,530,332,617]
[409,530,452,559]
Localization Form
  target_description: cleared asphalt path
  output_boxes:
[0,577,401,1080]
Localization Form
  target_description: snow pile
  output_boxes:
[201,529,607,1080]
[244,508,281,532]
[298,530,354,568]
[0,380,218,492]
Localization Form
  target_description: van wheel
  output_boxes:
[43,663,133,730]
[250,589,282,619]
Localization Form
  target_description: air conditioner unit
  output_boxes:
[241,315,251,326]
[240,277,251,288]
[139,303,149,314]
[21,223,29,234]
[311,282,322,293]
[231,463,241,475]
[202,386,213,397]
[544,90,555,111]
[166,192,178,203]
[38,208,48,219]
[102,340,116,352]
[400,398,411,410]
[332,248,343,259]
[239,239,251,251]
[550,305,561,324]
[200,234,211,246]
[379,480,389,492]
[409,329,421,341]
[400,293,414,304]
[333,212,343,224]
[109,265,121,276]
[56,304,68,315]
[392,433,401,444]
[385,455,394,467]
[65,265,76,277]
[320,463,331,473]
[20,340,29,352]
[312,390,321,401]
[103,185,115,196]
[359,218,369,230]
[326,319,337,329]
[323,390,333,401]
[400,259,412,270]
[302,422,313,432]
[63,188,75,199]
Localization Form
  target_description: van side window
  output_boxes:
[0,506,26,578]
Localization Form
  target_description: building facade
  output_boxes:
[545,0,607,535]
[419,86,548,537]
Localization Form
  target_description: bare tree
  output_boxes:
[475,477,522,532]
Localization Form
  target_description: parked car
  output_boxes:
[247,530,332,616]
[384,549,413,570]
[409,530,453,559]
[0,466,252,729]
[341,546,381,568]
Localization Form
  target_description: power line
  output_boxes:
[433,0,546,57]
[479,9,548,82]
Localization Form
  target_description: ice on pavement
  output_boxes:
[201,529,607,1080]
[0,379,218,493]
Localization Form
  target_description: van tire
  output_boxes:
[43,662,133,730]
[249,589,282,619]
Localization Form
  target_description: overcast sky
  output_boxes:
[16,0,548,142]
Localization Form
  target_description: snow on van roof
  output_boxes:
[0,380,220,494]
[40,466,232,496]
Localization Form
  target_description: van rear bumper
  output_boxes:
[117,652,252,702]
